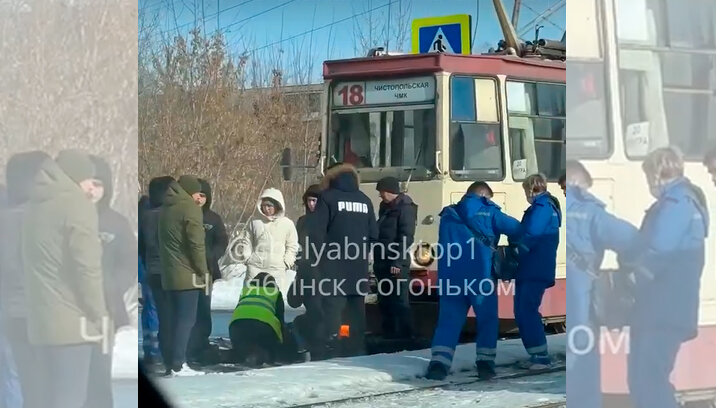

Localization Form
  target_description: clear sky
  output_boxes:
[140,0,565,82]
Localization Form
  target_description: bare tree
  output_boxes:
[139,29,321,229]
[1,0,138,220]
[352,0,412,55]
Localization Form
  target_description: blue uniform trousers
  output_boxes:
[514,280,549,357]
[628,328,684,408]
[566,273,600,408]
[430,291,498,368]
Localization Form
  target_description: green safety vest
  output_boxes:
[230,285,283,342]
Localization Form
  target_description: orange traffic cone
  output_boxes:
[338,324,350,338]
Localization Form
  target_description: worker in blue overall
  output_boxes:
[619,147,708,408]
[425,181,520,381]
[564,161,637,408]
[514,173,561,369]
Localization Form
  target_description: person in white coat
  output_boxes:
[239,188,299,296]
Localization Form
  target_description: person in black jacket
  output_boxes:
[373,177,417,341]
[288,184,325,360]
[187,178,229,364]
[308,163,378,357]
[89,155,137,408]
[139,176,175,371]
[1,151,51,408]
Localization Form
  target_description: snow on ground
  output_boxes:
[212,264,305,322]
[211,264,247,310]
[113,326,139,379]
[326,370,566,408]
[156,334,566,408]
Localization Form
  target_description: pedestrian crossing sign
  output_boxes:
[411,14,472,55]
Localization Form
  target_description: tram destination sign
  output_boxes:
[332,76,436,107]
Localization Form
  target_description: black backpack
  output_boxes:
[568,240,634,330]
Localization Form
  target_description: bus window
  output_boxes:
[616,0,715,160]
[507,81,566,181]
[449,76,503,181]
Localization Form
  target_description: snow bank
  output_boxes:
[112,327,138,379]
[157,334,566,408]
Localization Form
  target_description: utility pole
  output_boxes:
[386,0,391,52]
[511,0,522,29]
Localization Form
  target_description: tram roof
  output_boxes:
[323,53,565,83]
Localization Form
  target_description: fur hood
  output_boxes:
[320,163,360,191]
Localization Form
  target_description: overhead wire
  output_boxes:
[239,0,399,55]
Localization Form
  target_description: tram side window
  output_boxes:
[617,0,716,160]
[449,76,503,181]
[507,81,565,181]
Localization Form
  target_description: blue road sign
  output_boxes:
[411,15,472,55]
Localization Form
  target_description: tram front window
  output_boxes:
[449,76,504,181]
[327,108,436,182]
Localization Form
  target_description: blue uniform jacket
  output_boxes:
[566,187,637,300]
[619,178,709,339]
[516,192,562,287]
[437,194,520,294]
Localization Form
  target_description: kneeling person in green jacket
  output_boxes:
[229,273,288,367]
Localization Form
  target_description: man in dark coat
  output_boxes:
[187,178,229,364]
[288,184,325,360]
[86,155,137,408]
[1,151,51,408]
[373,177,417,341]
[139,176,175,371]
[308,163,378,357]
[90,156,137,330]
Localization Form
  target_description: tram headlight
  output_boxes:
[414,243,434,267]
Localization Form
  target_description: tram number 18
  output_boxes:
[337,84,364,106]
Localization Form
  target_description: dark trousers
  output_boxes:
[295,290,325,356]
[187,289,212,361]
[229,319,281,366]
[4,318,44,408]
[83,343,114,408]
[323,295,366,356]
[147,274,172,367]
[38,344,94,408]
[374,266,413,339]
[167,289,201,369]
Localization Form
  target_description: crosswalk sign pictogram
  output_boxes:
[411,14,472,55]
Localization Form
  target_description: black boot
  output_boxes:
[476,360,496,380]
[425,361,448,381]
[324,334,340,359]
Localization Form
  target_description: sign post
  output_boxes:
[411,14,472,55]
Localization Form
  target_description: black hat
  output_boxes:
[376,177,400,194]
